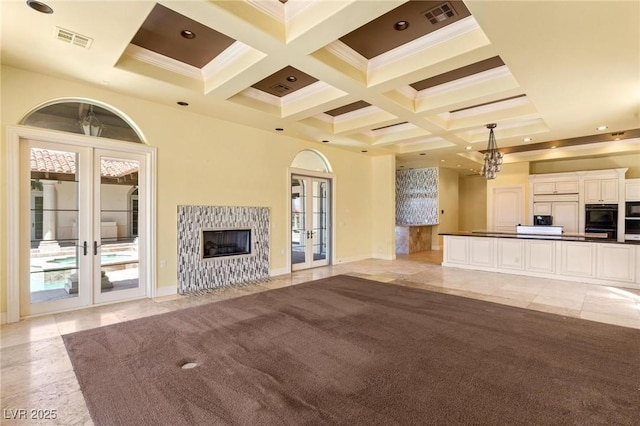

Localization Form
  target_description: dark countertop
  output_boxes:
[440,231,640,245]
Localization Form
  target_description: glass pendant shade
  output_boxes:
[480,123,502,180]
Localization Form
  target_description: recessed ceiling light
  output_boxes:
[177,101,189,106]
[275,128,284,131]
[399,165,405,168]
[419,153,426,156]
[321,140,329,143]
[26,0,53,14]
[440,159,445,162]
[550,145,557,149]
[181,30,196,39]
[394,20,410,31]
[596,125,608,131]
[465,146,472,150]
[286,76,297,82]
[457,164,461,167]
[361,150,368,153]
[523,137,532,142]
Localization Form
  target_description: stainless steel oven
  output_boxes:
[585,204,618,239]
[625,201,640,240]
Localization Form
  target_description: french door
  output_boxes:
[291,175,331,271]
[20,140,148,316]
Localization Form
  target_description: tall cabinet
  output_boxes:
[529,169,627,240]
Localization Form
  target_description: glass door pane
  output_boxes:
[292,175,330,271]
[23,144,91,315]
[311,180,328,265]
[94,151,145,303]
[291,178,306,266]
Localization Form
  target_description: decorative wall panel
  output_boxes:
[396,168,438,225]
[177,205,270,294]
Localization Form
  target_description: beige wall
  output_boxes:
[435,167,459,248]
[459,175,487,231]
[371,155,396,259]
[0,66,387,316]
[530,152,640,178]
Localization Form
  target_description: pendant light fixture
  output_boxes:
[79,105,105,137]
[480,123,502,180]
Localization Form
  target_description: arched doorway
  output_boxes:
[6,99,156,322]
[290,150,333,271]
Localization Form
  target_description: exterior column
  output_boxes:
[38,181,60,253]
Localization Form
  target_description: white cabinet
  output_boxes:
[497,239,524,270]
[533,180,579,195]
[533,202,578,233]
[560,242,596,278]
[525,240,556,273]
[584,179,618,203]
[533,203,551,215]
[626,179,640,201]
[444,236,469,264]
[551,202,579,234]
[596,244,635,283]
[469,238,495,267]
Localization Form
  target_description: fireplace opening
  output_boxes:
[202,228,252,259]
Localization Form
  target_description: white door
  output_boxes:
[21,141,148,316]
[492,186,524,232]
[291,175,330,271]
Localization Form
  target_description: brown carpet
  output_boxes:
[63,275,640,426]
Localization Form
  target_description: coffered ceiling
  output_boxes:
[2,1,639,174]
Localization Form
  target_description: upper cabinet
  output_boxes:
[532,180,579,195]
[584,179,618,204]
[626,179,640,201]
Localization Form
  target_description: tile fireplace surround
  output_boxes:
[177,205,270,294]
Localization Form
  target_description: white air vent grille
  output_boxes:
[424,2,457,25]
[55,27,93,49]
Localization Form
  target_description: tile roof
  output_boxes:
[30,148,138,178]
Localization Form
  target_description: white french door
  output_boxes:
[19,139,149,316]
[291,175,331,271]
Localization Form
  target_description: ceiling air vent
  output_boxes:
[269,83,293,94]
[55,27,93,49]
[424,2,457,25]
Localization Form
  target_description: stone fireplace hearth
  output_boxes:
[177,205,269,294]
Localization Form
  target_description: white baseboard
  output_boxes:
[270,267,289,277]
[154,285,177,297]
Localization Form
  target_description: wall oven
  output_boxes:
[585,204,618,239]
[625,202,640,240]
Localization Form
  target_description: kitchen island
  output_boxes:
[441,231,640,289]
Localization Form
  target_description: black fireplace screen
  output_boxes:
[202,229,252,259]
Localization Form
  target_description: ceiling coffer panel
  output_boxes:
[251,66,319,98]
[339,0,471,59]
[131,4,236,68]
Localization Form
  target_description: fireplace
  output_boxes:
[202,228,252,259]
[178,205,269,294]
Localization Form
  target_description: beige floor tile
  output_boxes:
[0,315,60,349]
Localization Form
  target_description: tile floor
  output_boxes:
[1,251,639,425]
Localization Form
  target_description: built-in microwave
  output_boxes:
[626,201,640,218]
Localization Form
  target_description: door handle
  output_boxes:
[93,241,100,255]
[82,241,88,256]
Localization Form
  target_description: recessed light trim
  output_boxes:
[596,125,608,131]
[523,137,532,142]
[361,150,368,153]
[275,128,284,132]
[321,140,329,143]
[177,101,189,106]
[419,153,426,156]
[394,20,409,31]
[27,0,53,14]
[465,146,472,150]
[286,75,297,82]
[181,30,196,39]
